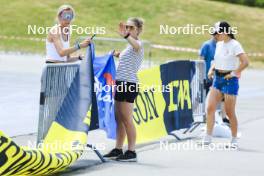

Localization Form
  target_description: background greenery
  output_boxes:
[0,0,263,66]
[211,0,264,8]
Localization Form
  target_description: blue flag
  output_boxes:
[92,50,117,139]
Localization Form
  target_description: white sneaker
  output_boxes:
[202,135,212,145]
[230,137,239,149]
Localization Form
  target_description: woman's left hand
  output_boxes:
[224,71,240,80]
[224,74,233,80]
[80,38,91,48]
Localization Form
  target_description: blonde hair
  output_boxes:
[56,4,75,22]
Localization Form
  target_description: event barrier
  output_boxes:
[37,63,80,144]
[37,46,206,144]
[132,60,206,143]
[0,45,103,176]
[0,43,206,175]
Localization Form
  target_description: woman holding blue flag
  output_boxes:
[103,17,144,162]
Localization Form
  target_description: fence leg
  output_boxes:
[183,121,203,134]
[169,122,204,141]
[169,133,182,140]
[189,122,204,133]
[183,122,197,134]
[86,144,106,163]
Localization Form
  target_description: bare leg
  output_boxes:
[115,100,127,149]
[224,94,238,137]
[206,88,223,135]
[119,102,136,151]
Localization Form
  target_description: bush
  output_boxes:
[211,0,264,7]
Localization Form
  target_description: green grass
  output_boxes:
[0,0,263,64]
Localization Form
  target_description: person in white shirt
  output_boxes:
[203,21,249,148]
[46,5,91,63]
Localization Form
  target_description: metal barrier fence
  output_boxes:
[37,62,81,144]
[191,60,206,120]
[37,59,206,144]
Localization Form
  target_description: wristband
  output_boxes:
[74,43,81,50]
[124,33,130,39]
[78,56,83,60]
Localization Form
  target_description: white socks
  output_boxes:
[202,134,212,145]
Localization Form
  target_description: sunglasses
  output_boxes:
[61,12,74,21]
[125,25,136,30]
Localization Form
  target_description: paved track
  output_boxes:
[1,53,263,176]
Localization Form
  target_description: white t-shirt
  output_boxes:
[214,39,245,71]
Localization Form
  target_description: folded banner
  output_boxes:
[92,50,116,139]
[0,44,94,175]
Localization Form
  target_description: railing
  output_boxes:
[37,62,81,144]
[191,60,206,120]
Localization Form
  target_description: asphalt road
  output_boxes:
[1,53,264,176]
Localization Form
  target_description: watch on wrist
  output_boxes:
[74,43,81,50]
[124,33,130,39]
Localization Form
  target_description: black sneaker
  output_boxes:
[116,150,137,162]
[103,148,123,159]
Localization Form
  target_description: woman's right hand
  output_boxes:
[79,38,91,48]
[113,50,120,57]
[208,69,214,80]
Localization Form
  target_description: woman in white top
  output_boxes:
[203,21,249,148]
[46,5,90,63]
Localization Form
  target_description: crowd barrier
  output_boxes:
[37,49,206,144]
[133,60,206,142]
[0,45,102,176]
[37,63,80,144]
[0,43,206,175]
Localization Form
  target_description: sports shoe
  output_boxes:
[103,148,123,159]
[202,134,212,145]
[116,150,137,162]
[230,137,239,149]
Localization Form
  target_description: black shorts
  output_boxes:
[114,81,139,103]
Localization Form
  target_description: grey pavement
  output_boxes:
[0,53,264,176]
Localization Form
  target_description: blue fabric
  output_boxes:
[199,39,216,78]
[212,75,239,96]
[93,51,117,139]
[55,45,93,133]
